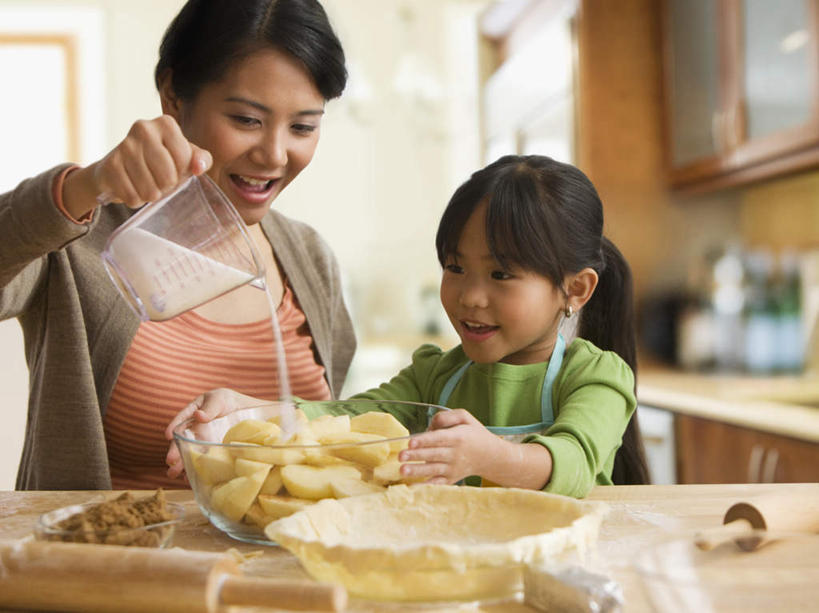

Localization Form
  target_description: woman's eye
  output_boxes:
[231,115,261,127]
[491,270,513,280]
[445,264,463,274]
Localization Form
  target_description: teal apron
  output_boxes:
[429,334,566,486]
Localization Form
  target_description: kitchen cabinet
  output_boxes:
[675,413,819,483]
[662,0,819,191]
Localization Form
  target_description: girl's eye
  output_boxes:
[231,115,261,127]
[445,264,464,274]
[491,270,513,280]
[292,123,317,135]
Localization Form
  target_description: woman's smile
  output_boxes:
[229,173,282,203]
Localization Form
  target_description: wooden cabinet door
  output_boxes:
[728,0,819,170]
[662,0,819,191]
[663,0,727,182]
[675,414,819,483]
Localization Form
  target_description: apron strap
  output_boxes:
[539,332,566,425]
[436,334,566,429]
[437,360,471,407]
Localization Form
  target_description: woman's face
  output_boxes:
[440,201,565,365]
[163,48,325,225]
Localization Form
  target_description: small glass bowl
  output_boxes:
[35,500,185,548]
[173,399,445,545]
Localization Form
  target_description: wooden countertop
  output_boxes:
[2,484,817,612]
[638,367,819,442]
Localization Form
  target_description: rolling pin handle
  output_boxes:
[694,518,754,551]
[218,575,348,612]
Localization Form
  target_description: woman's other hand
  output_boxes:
[164,387,266,479]
[62,114,213,219]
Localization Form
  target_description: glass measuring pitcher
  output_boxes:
[101,175,264,322]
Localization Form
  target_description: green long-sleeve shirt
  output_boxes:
[304,338,635,498]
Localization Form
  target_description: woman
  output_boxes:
[0,0,355,490]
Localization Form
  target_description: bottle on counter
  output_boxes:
[775,250,805,373]
[712,245,746,371]
[742,250,778,374]
[676,253,716,371]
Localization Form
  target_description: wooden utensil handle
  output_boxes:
[694,518,755,551]
[219,575,347,612]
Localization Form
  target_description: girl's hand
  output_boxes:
[164,388,267,479]
[397,409,507,484]
[62,114,212,219]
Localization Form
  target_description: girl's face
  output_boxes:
[440,202,565,365]
[164,48,325,225]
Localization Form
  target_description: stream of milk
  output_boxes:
[106,227,297,438]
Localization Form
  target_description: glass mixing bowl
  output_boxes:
[173,399,446,545]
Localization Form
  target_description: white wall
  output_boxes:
[0,0,488,488]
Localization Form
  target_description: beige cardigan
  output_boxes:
[0,165,356,490]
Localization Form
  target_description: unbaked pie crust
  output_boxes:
[265,484,608,601]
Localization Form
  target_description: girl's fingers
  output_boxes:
[399,445,451,464]
[401,460,450,480]
[406,428,458,450]
[428,408,471,430]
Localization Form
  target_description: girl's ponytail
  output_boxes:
[578,237,650,485]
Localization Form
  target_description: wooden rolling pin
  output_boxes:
[694,491,819,552]
[0,540,346,613]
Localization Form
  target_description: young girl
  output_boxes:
[167,155,648,497]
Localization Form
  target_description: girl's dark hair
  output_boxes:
[435,155,650,485]
[155,0,347,101]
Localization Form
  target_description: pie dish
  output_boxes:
[265,484,608,601]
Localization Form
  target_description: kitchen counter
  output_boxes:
[1,483,816,612]
[638,367,819,443]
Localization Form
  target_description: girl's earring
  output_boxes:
[564,305,574,318]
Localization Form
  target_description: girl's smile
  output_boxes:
[459,319,500,342]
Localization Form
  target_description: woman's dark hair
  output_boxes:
[435,155,650,485]
[155,0,347,101]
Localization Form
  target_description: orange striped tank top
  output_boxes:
[104,283,331,489]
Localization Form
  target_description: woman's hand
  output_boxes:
[62,114,212,219]
[398,408,554,489]
[164,388,267,479]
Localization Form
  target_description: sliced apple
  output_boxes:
[209,469,267,522]
[259,466,284,495]
[222,419,278,444]
[322,432,391,467]
[350,411,410,451]
[243,502,275,530]
[191,446,235,485]
[309,414,352,440]
[233,457,272,479]
[257,494,314,519]
[330,476,387,498]
[231,442,303,465]
[281,464,362,500]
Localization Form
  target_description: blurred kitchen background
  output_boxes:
[1,0,818,489]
